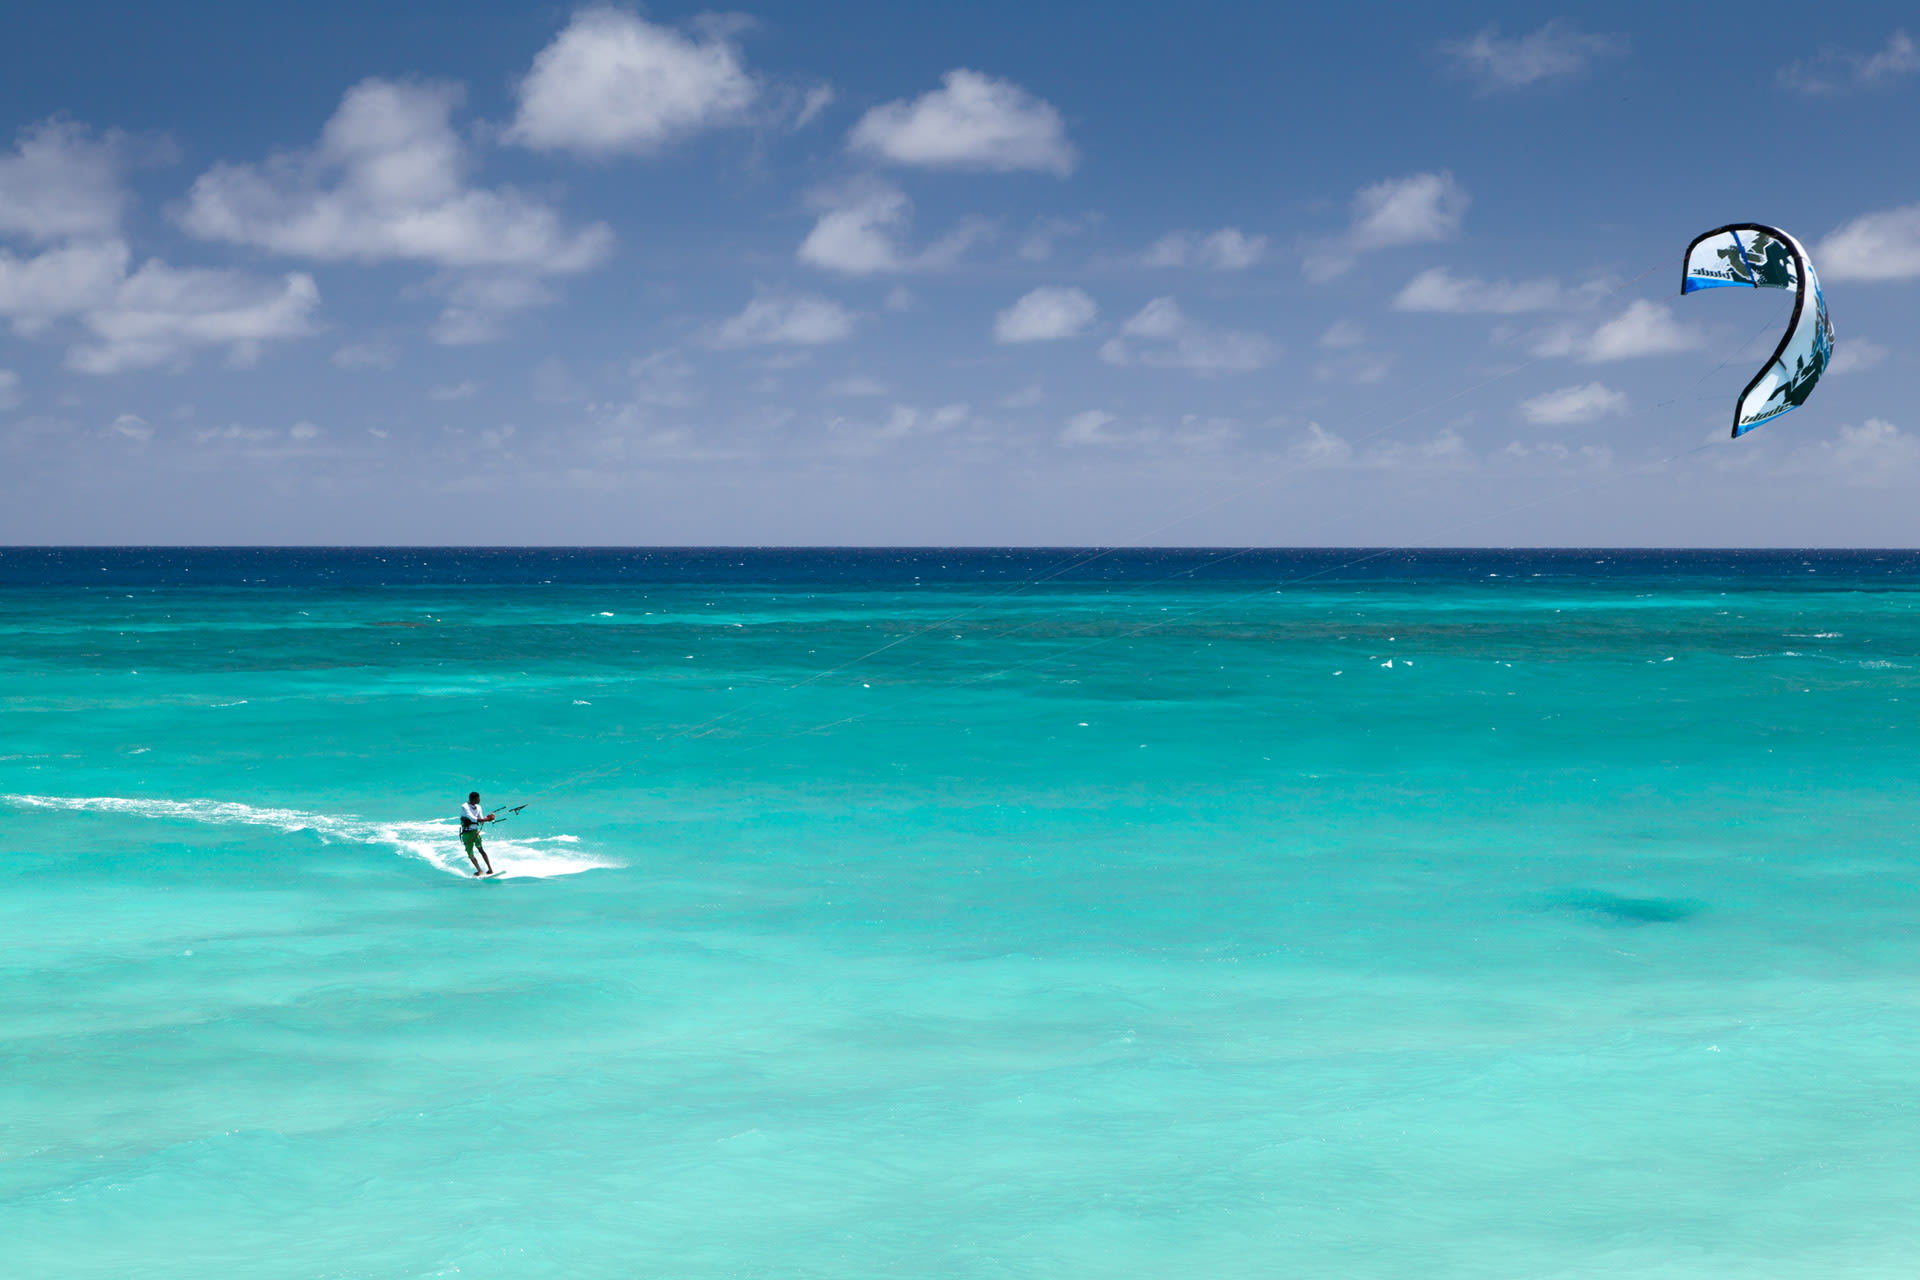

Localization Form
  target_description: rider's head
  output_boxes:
[468,792,480,802]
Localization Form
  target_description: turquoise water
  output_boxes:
[6,547,1920,1277]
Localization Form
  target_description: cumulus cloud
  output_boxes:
[848,69,1074,175]
[1520,381,1628,425]
[1441,21,1627,92]
[1394,266,1561,313]
[506,8,757,156]
[0,232,318,372]
[0,121,126,242]
[1350,172,1469,250]
[1781,31,1919,94]
[66,262,319,374]
[1099,297,1277,375]
[1141,227,1268,270]
[714,294,854,346]
[0,369,20,410]
[993,286,1096,342]
[0,239,131,332]
[1819,203,1920,281]
[184,79,610,272]
[1532,300,1703,362]
[796,180,986,275]
[181,78,607,341]
[1306,172,1468,279]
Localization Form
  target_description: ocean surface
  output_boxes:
[5,546,1920,1278]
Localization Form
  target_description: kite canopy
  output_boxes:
[1682,224,1834,438]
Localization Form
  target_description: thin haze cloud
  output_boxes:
[1441,21,1628,93]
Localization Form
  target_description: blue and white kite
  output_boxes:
[1682,224,1834,438]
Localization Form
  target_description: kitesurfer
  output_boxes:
[460,791,496,876]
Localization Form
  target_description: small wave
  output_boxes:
[4,794,614,881]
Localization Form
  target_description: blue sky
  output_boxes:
[1,0,1917,545]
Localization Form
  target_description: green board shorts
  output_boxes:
[461,829,485,853]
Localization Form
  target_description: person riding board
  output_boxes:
[460,791,497,876]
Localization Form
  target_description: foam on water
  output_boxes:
[5,793,615,879]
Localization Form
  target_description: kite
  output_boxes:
[1682,224,1834,438]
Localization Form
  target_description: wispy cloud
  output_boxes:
[713,294,855,346]
[1781,30,1919,94]
[1394,267,1561,313]
[1141,228,1268,270]
[1441,21,1627,93]
[1099,297,1277,375]
[1520,382,1627,425]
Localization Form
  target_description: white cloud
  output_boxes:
[1318,320,1366,348]
[110,412,151,441]
[1061,409,1119,446]
[0,369,21,410]
[0,233,318,371]
[506,8,757,156]
[999,384,1044,408]
[1782,31,1919,93]
[793,85,836,129]
[0,121,126,242]
[874,402,969,440]
[1830,339,1887,375]
[1800,418,1920,486]
[714,294,854,346]
[1442,21,1627,92]
[333,341,397,370]
[429,272,557,345]
[796,180,987,275]
[1394,266,1560,312]
[1532,300,1703,363]
[1098,297,1278,375]
[1819,203,1920,281]
[993,286,1096,342]
[430,380,478,401]
[848,69,1074,175]
[1306,172,1468,279]
[1290,423,1353,465]
[1581,300,1702,361]
[826,375,886,396]
[0,239,130,332]
[66,262,319,374]
[1142,227,1268,270]
[1350,172,1468,250]
[1520,381,1628,425]
[182,79,612,276]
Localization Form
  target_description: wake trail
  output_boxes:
[5,794,616,880]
